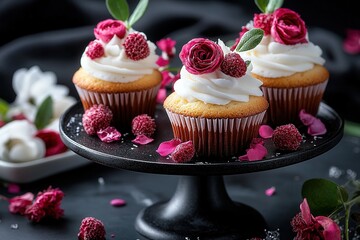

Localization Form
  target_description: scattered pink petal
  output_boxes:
[307,118,327,136]
[259,125,274,139]
[7,183,21,194]
[132,134,154,145]
[156,88,167,104]
[97,126,121,143]
[8,192,34,215]
[156,138,182,156]
[110,198,126,207]
[343,29,360,55]
[239,138,268,161]
[299,109,316,126]
[156,57,169,67]
[265,186,276,196]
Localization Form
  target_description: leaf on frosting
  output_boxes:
[34,96,53,130]
[0,98,9,121]
[106,0,130,22]
[255,0,283,13]
[255,0,269,13]
[235,28,264,52]
[128,0,149,29]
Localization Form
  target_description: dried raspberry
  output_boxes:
[123,33,150,61]
[272,124,302,151]
[132,114,156,137]
[78,217,106,240]
[82,104,113,135]
[220,53,247,78]
[253,13,274,35]
[171,141,195,163]
[86,41,104,60]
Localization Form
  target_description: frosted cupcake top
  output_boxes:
[234,5,326,78]
[174,33,264,105]
[81,19,159,83]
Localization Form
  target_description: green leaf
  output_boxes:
[235,28,264,52]
[34,96,53,130]
[106,0,129,21]
[0,98,9,121]
[128,0,148,28]
[254,0,269,13]
[245,60,251,67]
[302,178,349,216]
[265,0,283,13]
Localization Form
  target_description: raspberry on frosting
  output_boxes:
[170,141,195,163]
[123,33,150,61]
[86,41,105,60]
[220,53,247,78]
[78,217,106,240]
[82,104,113,135]
[272,124,302,151]
[131,114,156,137]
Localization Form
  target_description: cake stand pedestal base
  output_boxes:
[135,175,266,240]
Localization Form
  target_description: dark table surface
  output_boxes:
[1,130,359,240]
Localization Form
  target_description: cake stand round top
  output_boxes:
[59,102,343,176]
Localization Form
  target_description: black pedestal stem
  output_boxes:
[135,175,267,240]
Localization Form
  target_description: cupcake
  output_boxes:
[73,16,162,131]
[236,3,329,127]
[164,34,268,159]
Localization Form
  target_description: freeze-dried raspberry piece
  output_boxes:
[78,217,106,240]
[82,104,113,135]
[272,124,302,151]
[123,33,150,61]
[220,53,247,78]
[131,114,156,137]
[86,41,104,59]
[171,141,195,163]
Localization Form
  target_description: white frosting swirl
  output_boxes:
[174,40,263,105]
[81,30,159,83]
[241,36,325,78]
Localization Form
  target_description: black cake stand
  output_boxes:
[60,102,343,240]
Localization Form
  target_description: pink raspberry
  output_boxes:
[78,217,106,240]
[123,33,150,61]
[272,124,302,151]
[253,13,274,35]
[220,53,247,78]
[82,104,113,135]
[131,114,156,137]
[171,141,195,163]
[86,41,104,60]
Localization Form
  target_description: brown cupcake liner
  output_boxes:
[261,80,328,127]
[165,109,266,159]
[75,84,160,131]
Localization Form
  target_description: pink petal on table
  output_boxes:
[156,138,182,156]
[97,126,121,143]
[156,88,167,104]
[247,144,268,161]
[259,125,274,139]
[110,198,126,207]
[299,109,316,126]
[7,183,20,194]
[308,118,327,136]
[265,186,276,196]
[132,134,154,145]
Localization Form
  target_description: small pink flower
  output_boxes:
[271,8,308,45]
[25,186,64,222]
[35,129,68,157]
[94,19,126,43]
[259,125,274,139]
[179,38,224,75]
[110,198,126,207]
[253,13,274,35]
[343,29,360,54]
[132,134,154,145]
[156,138,182,157]
[265,186,276,196]
[97,126,121,143]
[157,38,176,59]
[239,138,267,161]
[291,198,341,240]
[8,192,34,215]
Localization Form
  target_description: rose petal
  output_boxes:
[307,118,327,136]
[110,198,126,207]
[315,216,341,240]
[156,57,169,67]
[265,186,276,196]
[156,138,182,156]
[97,126,121,143]
[7,183,20,194]
[300,198,313,225]
[246,144,268,161]
[259,125,274,139]
[132,134,154,145]
[156,88,167,104]
[299,109,316,126]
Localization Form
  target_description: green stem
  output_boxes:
[344,204,350,240]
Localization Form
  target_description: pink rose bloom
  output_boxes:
[25,187,64,222]
[8,192,34,215]
[253,13,274,35]
[35,129,67,157]
[291,198,341,240]
[179,38,224,75]
[271,8,308,45]
[94,19,127,43]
